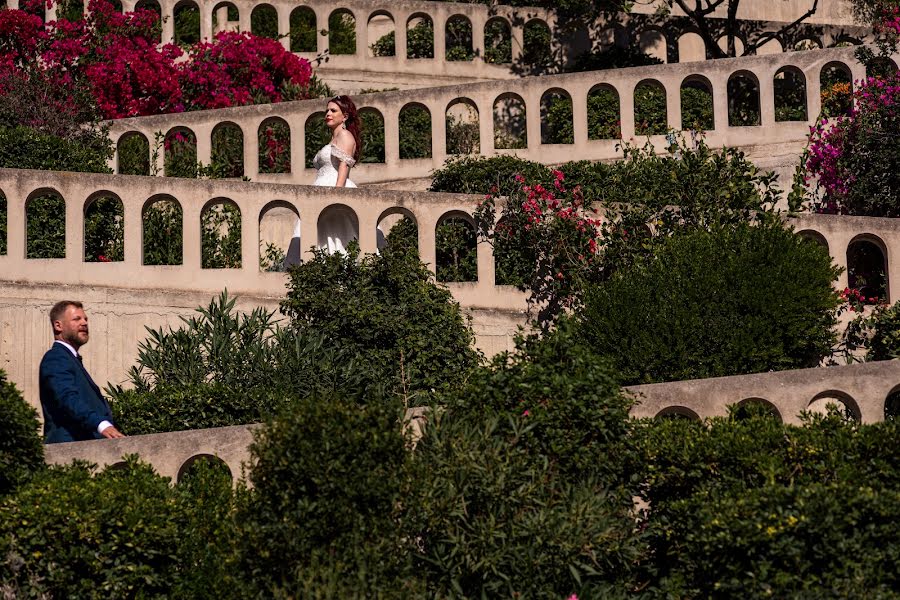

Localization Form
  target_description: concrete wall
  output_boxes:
[44,358,900,480]
[107,47,874,185]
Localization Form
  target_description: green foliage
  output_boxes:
[570,45,662,72]
[842,300,900,362]
[237,395,417,597]
[201,202,242,269]
[174,4,200,47]
[118,133,150,175]
[210,124,244,178]
[369,29,395,57]
[250,4,278,40]
[0,124,112,173]
[142,200,183,266]
[446,110,480,155]
[576,222,841,384]
[304,112,330,168]
[399,104,431,159]
[406,333,643,597]
[406,19,434,59]
[26,194,65,259]
[523,19,552,69]
[289,7,317,52]
[164,130,198,178]
[0,371,43,497]
[775,70,808,121]
[56,0,85,22]
[436,217,477,282]
[281,245,481,403]
[258,119,290,174]
[445,16,474,61]
[542,93,574,144]
[587,87,621,139]
[728,75,761,126]
[484,19,511,64]
[84,195,124,262]
[360,109,386,163]
[328,11,355,55]
[681,85,714,130]
[430,154,552,196]
[634,82,667,135]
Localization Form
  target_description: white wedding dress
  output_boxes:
[284,143,362,265]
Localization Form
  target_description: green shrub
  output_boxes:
[370,30,396,56]
[844,300,900,361]
[142,199,183,265]
[84,195,124,262]
[328,11,355,55]
[0,124,112,173]
[543,93,574,144]
[26,193,66,259]
[634,83,667,135]
[430,154,552,195]
[118,134,151,175]
[406,19,434,59]
[0,371,43,497]
[281,245,481,403]
[289,7,316,52]
[570,45,662,72]
[484,19,511,64]
[201,202,242,269]
[681,85,714,130]
[236,395,418,597]
[435,216,477,282]
[360,109,386,163]
[399,104,431,159]
[577,222,841,384]
[587,87,622,139]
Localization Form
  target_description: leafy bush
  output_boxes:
[842,299,900,362]
[236,395,418,597]
[142,199,183,266]
[569,45,662,72]
[281,245,481,404]
[576,221,841,384]
[399,103,431,159]
[26,193,66,259]
[84,196,125,262]
[0,124,112,173]
[0,371,43,497]
[430,154,552,196]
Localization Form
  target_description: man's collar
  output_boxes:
[53,340,79,358]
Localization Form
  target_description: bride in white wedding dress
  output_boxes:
[285,95,364,264]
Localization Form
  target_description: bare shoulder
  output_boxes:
[333,129,356,154]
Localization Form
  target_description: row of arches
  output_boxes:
[0,189,483,282]
[1,188,892,295]
[116,60,869,177]
[656,386,900,423]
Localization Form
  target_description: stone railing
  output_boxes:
[1,170,899,308]
[43,359,900,479]
[106,47,871,185]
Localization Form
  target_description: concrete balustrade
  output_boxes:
[43,358,900,478]
[107,47,876,185]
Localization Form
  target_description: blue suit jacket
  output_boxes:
[39,342,114,443]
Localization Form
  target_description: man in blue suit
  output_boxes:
[39,301,125,443]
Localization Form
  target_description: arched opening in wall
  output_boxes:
[774,66,808,122]
[634,79,667,135]
[831,36,862,48]
[485,17,511,64]
[164,127,197,178]
[173,0,200,47]
[523,19,552,69]
[727,71,761,126]
[56,0,84,22]
[867,57,898,80]
[109,0,124,13]
[378,208,418,254]
[304,111,329,168]
[258,118,291,174]
[317,204,359,254]
[493,93,527,149]
[847,236,888,305]
[26,190,65,259]
[176,454,232,485]
[251,4,278,40]
[436,211,477,283]
[135,0,162,42]
[446,98,480,155]
[756,37,784,55]
[211,122,244,178]
[797,229,829,254]
[680,76,714,130]
[367,11,395,57]
[201,198,242,269]
[290,7,317,52]
[211,2,238,34]
[716,34,745,57]
[84,192,124,263]
[639,29,667,63]
[494,216,531,286]
[142,195,183,265]
[677,31,706,62]
[406,14,434,59]
[328,9,356,55]
[655,406,702,420]
[807,390,861,422]
[446,15,474,61]
[399,103,432,159]
[259,200,299,271]
[0,190,6,255]
[884,385,900,420]
[587,85,621,139]
[540,89,573,144]
[117,132,150,176]
[793,37,823,51]
[359,107,385,164]
[731,397,782,422]
[821,62,853,117]
[21,0,45,21]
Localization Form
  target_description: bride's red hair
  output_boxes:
[330,95,362,162]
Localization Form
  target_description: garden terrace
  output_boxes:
[42,359,900,479]
[108,46,876,185]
